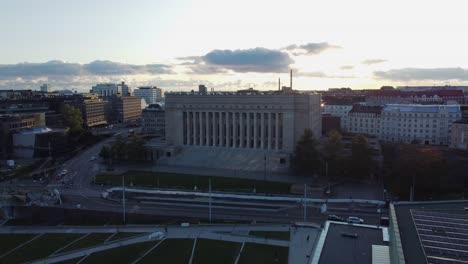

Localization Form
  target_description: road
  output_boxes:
[3,126,387,226]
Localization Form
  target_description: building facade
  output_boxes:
[344,105,383,137]
[165,90,321,153]
[112,96,142,123]
[380,104,461,145]
[142,104,165,137]
[134,86,163,104]
[450,119,468,150]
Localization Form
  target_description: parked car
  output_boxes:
[90,156,96,161]
[347,216,364,224]
[328,215,344,221]
[60,169,68,176]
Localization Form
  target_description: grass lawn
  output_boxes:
[57,233,113,253]
[192,238,242,264]
[0,233,38,256]
[249,231,290,241]
[95,171,291,194]
[81,241,156,264]
[0,233,84,264]
[238,243,289,264]
[137,239,194,264]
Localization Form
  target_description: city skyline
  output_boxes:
[2,0,468,91]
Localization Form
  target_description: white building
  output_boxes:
[134,86,163,104]
[344,105,383,137]
[380,104,461,145]
[40,84,50,93]
[91,82,131,97]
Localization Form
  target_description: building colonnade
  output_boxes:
[182,111,284,150]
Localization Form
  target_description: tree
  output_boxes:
[387,145,447,200]
[99,145,111,162]
[126,134,146,161]
[348,134,373,178]
[62,104,83,135]
[323,130,344,177]
[291,128,321,176]
[110,135,127,160]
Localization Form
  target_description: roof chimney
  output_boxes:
[290,69,293,89]
[278,78,281,91]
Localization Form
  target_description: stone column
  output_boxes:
[246,112,251,148]
[219,112,223,147]
[205,111,210,146]
[261,112,265,149]
[193,112,197,145]
[268,112,272,150]
[199,112,203,145]
[186,111,190,145]
[226,112,231,147]
[212,112,217,147]
[233,112,237,148]
[253,112,258,149]
[239,112,244,148]
[275,112,279,150]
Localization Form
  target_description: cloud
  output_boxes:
[297,71,355,79]
[374,67,468,81]
[202,48,294,73]
[340,65,354,70]
[362,59,387,65]
[0,60,83,78]
[284,42,341,56]
[0,60,175,79]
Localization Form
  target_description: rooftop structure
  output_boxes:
[390,201,468,264]
[313,222,390,264]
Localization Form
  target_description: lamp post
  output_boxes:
[122,174,126,224]
[209,178,212,223]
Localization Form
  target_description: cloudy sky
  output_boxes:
[2,0,468,92]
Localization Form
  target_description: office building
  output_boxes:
[134,86,163,104]
[91,81,131,97]
[142,104,165,137]
[111,96,142,123]
[40,84,51,93]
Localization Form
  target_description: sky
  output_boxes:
[2,0,468,92]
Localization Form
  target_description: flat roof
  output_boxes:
[393,201,468,264]
[318,222,388,264]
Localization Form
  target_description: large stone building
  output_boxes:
[165,89,321,153]
[134,86,163,105]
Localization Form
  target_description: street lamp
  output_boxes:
[122,174,126,224]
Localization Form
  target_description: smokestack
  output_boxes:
[290,69,293,89]
[278,78,281,91]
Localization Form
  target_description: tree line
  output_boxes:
[291,129,375,179]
